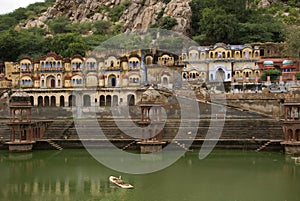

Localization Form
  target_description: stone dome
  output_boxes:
[263,60,274,66]
[9,90,31,105]
[282,60,293,66]
[141,86,162,103]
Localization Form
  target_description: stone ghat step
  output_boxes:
[0,124,10,140]
[30,118,284,140]
[65,119,282,129]
[43,120,73,139]
[60,128,283,141]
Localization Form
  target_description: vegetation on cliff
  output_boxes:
[190,0,287,44]
[0,0,299,62]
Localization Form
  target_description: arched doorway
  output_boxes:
[44,96,50,107]
[47,75,56,88]
[69,95,76,107]
[127,94,135,106]
[51,79,55,88]
[113,95,118,106]
[83,95,91,107]
[50,96,56,107]
[60,96,65,107]
[100,95,105,107]
[38,96,43,107]
[216,68,225,81]
[106,95,112,107]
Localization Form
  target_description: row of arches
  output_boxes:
[41,61,62,68]
[183,50,259,60]
[32,94,135,107]
[40,75,62,88]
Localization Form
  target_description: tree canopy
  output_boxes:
[0,0,299,62]
[190,0,285,45]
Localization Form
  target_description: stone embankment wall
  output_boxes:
[224,90,300,118]
[0,97,285,151]
[225,92,285,118]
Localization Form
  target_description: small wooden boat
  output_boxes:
[109,176,133,189]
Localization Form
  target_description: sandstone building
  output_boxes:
[2,43,299,108]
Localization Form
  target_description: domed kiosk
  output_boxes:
[137,86,166,153]
[6,90,45,152]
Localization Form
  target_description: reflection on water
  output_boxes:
[0,150,299,201]
[0,150,129,201]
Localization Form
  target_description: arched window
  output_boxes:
[108,75,117,87]
[146,57,152,65]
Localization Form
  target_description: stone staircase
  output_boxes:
[0,123,10,141]
[46,118,283,142]
[162,118,283,141]
[46,140,63,150]
[172,140,190,151]
[43,120,73,139]
[255,140,280,152]
[122,140,136,150]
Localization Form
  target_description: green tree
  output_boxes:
[238,13,284,43]
[189,0,285,44]
[0,15,17,31]
[198,8,239,44]
[261,69,281,81]
[70,22,93,34]
[108,5,126,22]
[283,26,300,58]
[51,33,86,57]
[160,16,178,30]
[83,34,111,50]
[47,16,72,34]
[295,73,300,80]
[0,28,47,62]
[92,21,112,35]
[10,7,28,21]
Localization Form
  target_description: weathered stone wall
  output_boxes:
[225,90,300,118]
[225,92,285,118]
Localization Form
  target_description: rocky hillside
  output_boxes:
[24,0,192,35]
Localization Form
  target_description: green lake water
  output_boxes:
[0,149,299,201]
